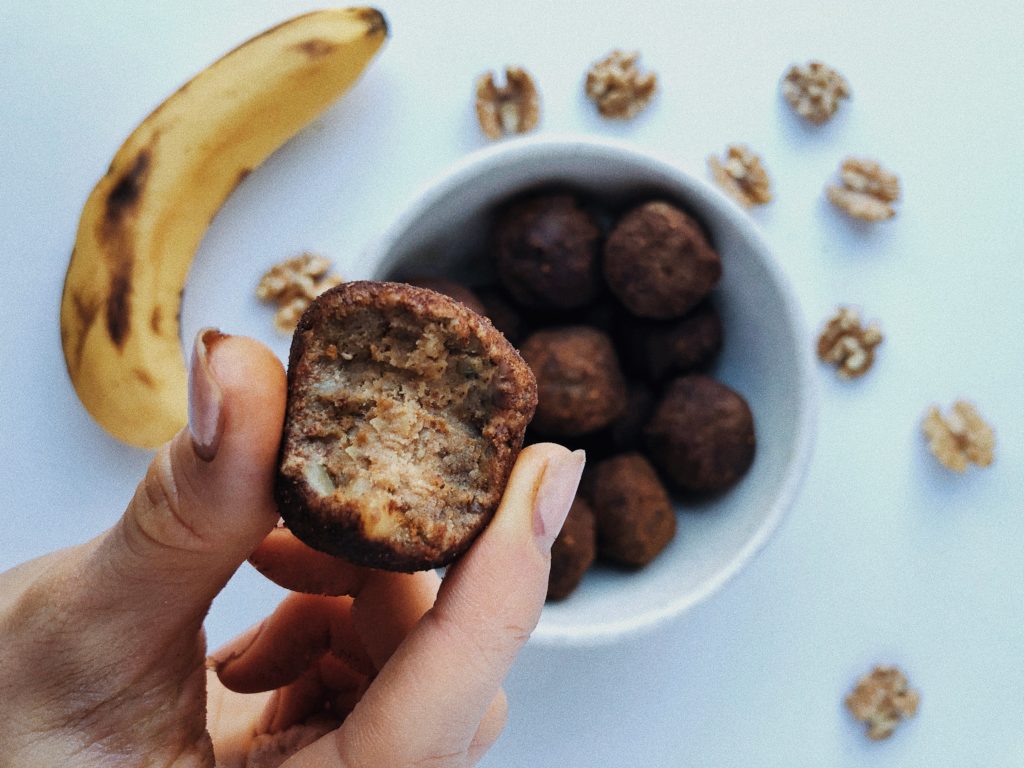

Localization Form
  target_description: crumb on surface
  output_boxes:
[257,253,342,334]
[475,66,540,139]
[707,144,772,208]
[781,60,850,124]
[585,50,657,119]
[827,157,901,221]
[845,665,920,741]
[922,400,995,472]
[816,306,883,379]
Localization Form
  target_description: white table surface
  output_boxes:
[3,1,1023,764]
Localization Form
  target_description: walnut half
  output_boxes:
[584,50,657,119]
[256,252,342,334]
[922,400,995,472]
[475,66,540,140]
[781,60,850,124]
[827,157,901,221]
[816,306,883,379]
[845,665,920,741]
[707,145,772,208]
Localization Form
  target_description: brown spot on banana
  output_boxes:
[150,305,162,333]
[106,271,132,348]
[239,7,387,54]
[97,148,151,348]
[236,167,252,188]
[104,150,150,231]
[61,287,101,373]
[296,38,337,58]
[132,368,156,388]
[354,8,388,36]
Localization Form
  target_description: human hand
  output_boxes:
[0,330,583,767]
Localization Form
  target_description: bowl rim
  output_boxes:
[369,133,819,647]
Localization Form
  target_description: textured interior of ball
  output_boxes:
[281,304,499,551]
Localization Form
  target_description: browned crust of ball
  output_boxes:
[404,277,488,317]
[495,194,602,310]
[619,300,723,382]
[547,497,597,601]
[644,374,755,493]
[604,201,722,319]
[276,281,538,572]
[589,453,676,567]
[519,325,628,437]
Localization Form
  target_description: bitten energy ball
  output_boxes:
[404,277,487,317]
[619,300,723,382]
[645,375,755,493]
[519,325,627,436]
[276,281,537,572]
[547,497,597,601]
[604,200,722,319]
[589,453,676,567]
[495,193,602,310]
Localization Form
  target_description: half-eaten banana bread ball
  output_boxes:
[276,281,537,572]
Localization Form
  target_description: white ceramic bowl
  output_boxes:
[369,135,817,646]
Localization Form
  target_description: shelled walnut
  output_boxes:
[584,50,657,119]
[845,665,920,741]
[922,400,995,472]
[256,252,342,334]
[707,144,772,208]
[816,306,883,379]
[827,157,901,221]
[475,66,540,139]
[781,60,850,124]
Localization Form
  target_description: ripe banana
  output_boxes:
[60,8,388,448]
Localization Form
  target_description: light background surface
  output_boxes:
[2,1,1022,764]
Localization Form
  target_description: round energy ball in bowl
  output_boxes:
[369,134,817,646]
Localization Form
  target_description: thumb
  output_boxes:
[87,329,286,631]
[288,443,585,768]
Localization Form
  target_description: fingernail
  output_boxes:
[189,327,227,462]
[533,449,586,552]
[207,618,265,672]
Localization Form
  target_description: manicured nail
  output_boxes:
[189,328,227,462]
[533,449,586,552]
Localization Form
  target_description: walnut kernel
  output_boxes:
[781,60,850,124]
[816,306,883,379]
[585,50,657,119]
[475,66,540,140]
[922,400,995,472]
[257,253,342,334]
[845,665,919,741]
[827,157,901,221]
[707,145,772,208]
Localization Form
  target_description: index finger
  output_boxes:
[249,526,371,597]
[249,526,442,667]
